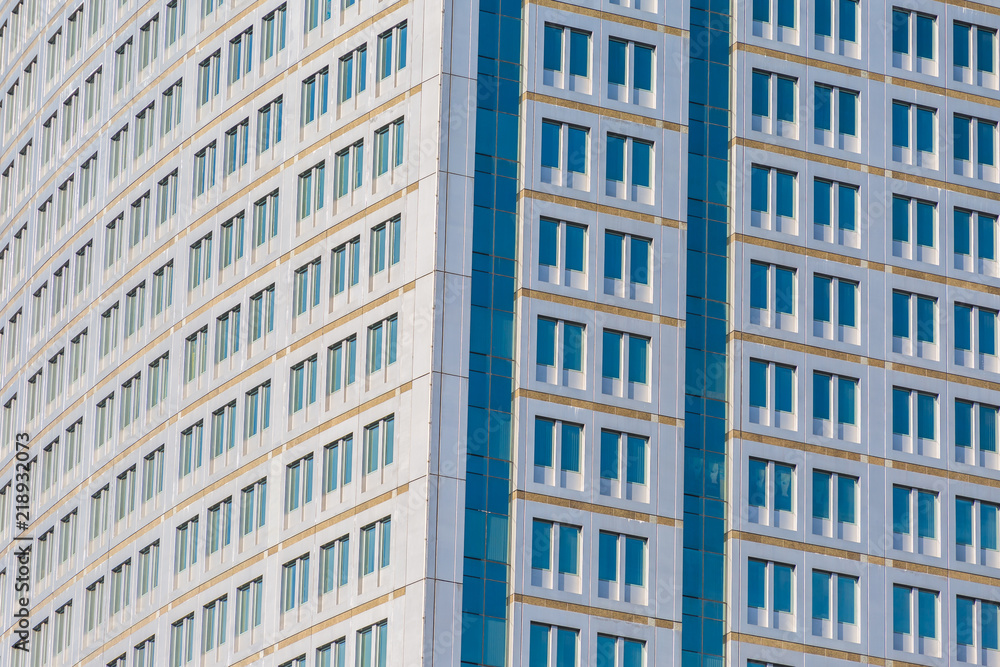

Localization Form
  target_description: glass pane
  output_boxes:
[812,471,830,519]
[837,475,856,524]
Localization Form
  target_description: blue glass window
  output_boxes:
[814,179,831,226]
[985,602,1000,650]
[980,215,997,260]
[774,364,794,413]
[955,115,972,161]
[893,585,911,634]
[600,431,619,480]
[623,640,643,667]
[598,532,617,581]
[814,85,832,131]
[916,296,935,343]
[632,140,652,188]
[604,232,623,280]
[813,372,831,420]
[607,134,625,182]
[955,23,971,68]
[539,218,559,267]
[838,184,857,230]
[777,0,794,28]
[750,262,768,310]
[628,336,649,384]
[776,171,795,218]
[635,46,653,92]
[567,126,588,174]
[916,201,934,248]
[958,597,976,646]
[892,291,910,338]
[776,76,795,122]
[892,196,910,242]
[812,571,831,620]
[751,167,769,212]
[892,102,909,148]
[838,280,856,327]
[957,497,974,545]
[773,564,793,613]
[563,323,583,372]
[776,267,794,315]
[917,392,936,439]
[917,490,936,537]
[626,435,645,484]
[839,0,858,42]
[569,30,589,78]
[565,224,585,272]
[837,475,857,524]
[982,405,998,453]
[624,536,644,586]
[556,628,576,667]
[893,485,910,533]
[980,309,997,356]
[839,89,857,136]
[893,388,910,435]
[750,360,768,408]
[534,418,554,467]
[978,121,996,167]
[558,525,579,574]
[955,209,972,256]
[529,624,549,667]
[983,502,998,549]
[537,318,557,367]
[630,237,650,285]
[838,377,856,425]
[541,121,561,168]
[917,589,937,638]
[608,39,627,86]
[979,28,996,73]
[602,331,621,380]
[814,275,831,323]
[753,0,769,22]
[596,635,616,667]
[916,107,934,153]
[748,559,767,608]
[916,14,934,60]
[812,470,831,519]
[956,304,973,350]
[892,10,909,54]
[532,520,551,570]
[816,0,831,36]
[774,464,793,512]
[561,423,581,473]
[749,458,767,507]
[956,400,974,448]
[838,575,856,624]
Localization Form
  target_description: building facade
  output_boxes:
[0,0,999,666]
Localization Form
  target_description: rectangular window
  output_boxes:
[261,5,286,61]
[893,584,938,641]
[196,51,221,107]
[249,285,276,342]
[285,455,314,512]
[752,70,796,125]
[599,429,648,487]
[179,422,204,478]
[245,382,271,437]
[320,536,350,592]
[533,417,582,475]
[235,577,263,635]
[174,516,199,572]
[811,469,858,527]
[209,401,236,457]
[370,216,402,275]
[293,259,322,316]
[376,22,407,80]
[223,120,250,176]
[228,27,253,84]
[289,356,318,414]
[160,81,183,136]
[251,190,279,246]
[367,316,398,375]
[536,317,585,376]
[356,621,388,667]
[280,554,310,612]
[339,45,367,102]
[597,531,646,588]
[363,415,395,475]
[239,479,267,535]
[297,162,325,219]
[256,96,284,153]
[322,434,353,493]
[301,67,329,125]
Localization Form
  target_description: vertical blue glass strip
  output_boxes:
[682,0,731,664]
[461,1,522,666]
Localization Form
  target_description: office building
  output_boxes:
[0,0,998,666]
